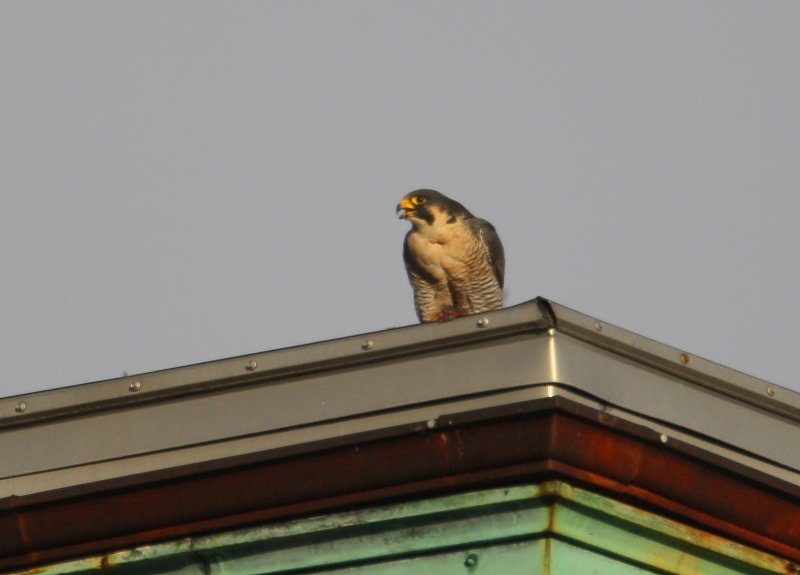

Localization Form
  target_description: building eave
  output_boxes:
[1,297,799,570]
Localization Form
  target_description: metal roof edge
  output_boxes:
[544,299,800,423]
[3,297,799,430]
[0,299,554,429]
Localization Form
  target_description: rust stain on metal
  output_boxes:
[453,429,467,463]
[1,408,799,571]
[432,431,450,453]
[431,431,452,469]
[646,547,761,575]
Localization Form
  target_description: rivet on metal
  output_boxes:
[476,317,489,328]
[245,360,258,372]
[660,433,668,444]
[14,402,27,413]
[594,321,604,332]
[464,553,479,568]
[766,386,775,397]
[426,419,436,429]
[361,339,374,351]
[679,353,690,364]
[128,381,142,392]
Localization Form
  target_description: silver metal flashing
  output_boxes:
[1,298,798,498]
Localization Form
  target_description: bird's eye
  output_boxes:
[412,195,426,205]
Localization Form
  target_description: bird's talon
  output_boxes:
[436,308,464,321]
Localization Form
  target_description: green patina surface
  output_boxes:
[22,481,791,575]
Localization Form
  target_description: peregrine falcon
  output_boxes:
[397,189,505,323]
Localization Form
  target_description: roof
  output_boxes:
[3,297,798,496]
[2,297,799,570]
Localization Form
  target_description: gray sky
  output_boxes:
[1,1,798,397]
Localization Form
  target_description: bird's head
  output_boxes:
[396,189,471,227]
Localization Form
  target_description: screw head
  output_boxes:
[464,553,478,568]
[679,353,690,364]
[245,360,258,372]
[660,433,668,444]
[14,402,26,413]
[476,317,489,328]
[361,339,374,351]
[426,418,436,429]
[128,381,142,392]
[766,386,775,397]
[593,321,604,332]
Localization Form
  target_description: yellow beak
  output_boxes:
[397,197,416,219]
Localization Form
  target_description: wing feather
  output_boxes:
[467,218,505,288]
